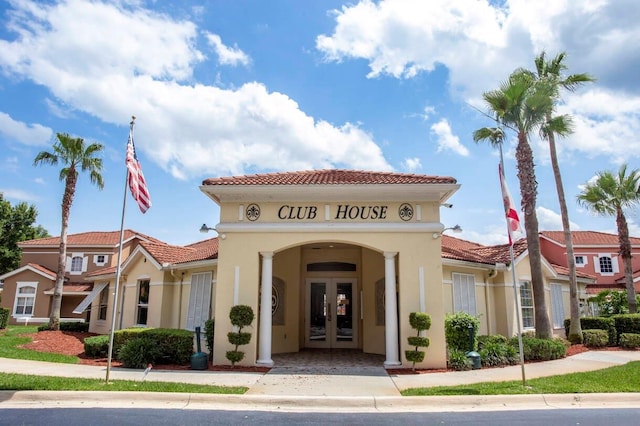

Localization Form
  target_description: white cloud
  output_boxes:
[536,206,581,231]
[205,33,250,67]
[0,0,391,179]
[0,112,52,146]
[430,119,469,156]
[0,188,39,202]
[402,157,421,171]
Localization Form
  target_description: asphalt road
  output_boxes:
[1,407,640,426]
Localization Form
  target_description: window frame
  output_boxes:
[136,279,150,326]
[13,282,38,317]
[98,285,109,321]
[519,281,535,329]
[451,272,477,316]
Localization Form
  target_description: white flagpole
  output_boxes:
[499,141,526,386]
[105,116,135,383]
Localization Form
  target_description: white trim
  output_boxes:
[13,281,38,318]
[217,222,443,233]
[72,282,108,314]
[0,264,55,281]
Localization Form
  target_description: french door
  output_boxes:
[305,278,358,349]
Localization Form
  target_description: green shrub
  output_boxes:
[619,333,640,349]
[509,335,566,361]
[60,322,89,332]
[582,329,608,348]
[448,349,472,371]
[612,314,640,344]
[112,328,148,358]
[83,335,110,358]
[0,308,9,329]
[204,319,215,360]
[405,312,431,370]
[477,334,508,350]
[445,312,480,352]
[479,341,518,367]
[118,337,161,369]
[138,328,193,364]
[565,317,617,346]
[226,305,254,367]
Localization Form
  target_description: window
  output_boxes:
[452,273,477,315]
[550,284,565,329]
[14,282,37,316]
[186,272,212,331]
[94,254,108,266]
[594,254,618,275]
[575,256,585,266]
[98,285,109,320]
[519,281,534,329]
[136,279,150,325]
[70,256,83,272]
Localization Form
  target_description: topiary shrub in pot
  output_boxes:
[226,305,254,367]
[405,312,431,371]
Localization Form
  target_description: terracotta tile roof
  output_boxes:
[202,169,457,186]
[549,264,596,280]
[86,266,117,278]
[45,283,93,293]
[441,236,527,266]
[19,229,166,247]
[140,237,219,266]
[540,231,640,246]
[27,263,56,279]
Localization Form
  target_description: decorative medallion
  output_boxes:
[272,285,279,315]
[398,203,414,221]
[246,203,261,221]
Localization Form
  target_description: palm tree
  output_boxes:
[34,133,104,330]
[474,69,554,339]
[577,164,640,314]
[534,51,595,343]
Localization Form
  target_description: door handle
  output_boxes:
[328,303,331,322]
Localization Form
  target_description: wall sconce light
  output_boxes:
[200,223,226,239]
[433,224,463,239]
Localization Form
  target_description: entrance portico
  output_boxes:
[200,170,459,370]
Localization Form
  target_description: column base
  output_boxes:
[384,360,402,368]
[256,359,274,367]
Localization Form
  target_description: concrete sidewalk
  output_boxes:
[1,351,640,412]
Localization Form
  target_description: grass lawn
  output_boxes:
[402,361,640,396]
[0,372,247,394]
[0,325,246,394]
[0,325,78,364]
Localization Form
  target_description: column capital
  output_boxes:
[259,251,274,258]
[383,251,397,259]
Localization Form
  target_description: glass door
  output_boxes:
[305,278,357,348]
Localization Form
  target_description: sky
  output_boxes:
[1,0,639,247]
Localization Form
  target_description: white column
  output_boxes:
[384,251,401,367]
[257,251,274,366]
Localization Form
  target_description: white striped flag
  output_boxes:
[126,128,151,213]
[499,163,521,245]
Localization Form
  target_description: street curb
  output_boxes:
[2,391,640,412]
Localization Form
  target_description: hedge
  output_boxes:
[564,317,616,346]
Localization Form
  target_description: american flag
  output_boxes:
[499,163,521,246]
[126,127,151,213]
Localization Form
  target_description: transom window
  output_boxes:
[14,283,37,316]
[136,279,150,325]
[519,281,534,329]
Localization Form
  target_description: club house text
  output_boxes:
[277,204,388,220]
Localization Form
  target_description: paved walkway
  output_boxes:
[1,351,640,412]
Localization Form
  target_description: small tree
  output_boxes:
[226,305,254,367]
[405,312,431,371]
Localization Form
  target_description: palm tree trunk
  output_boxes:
[547,131,582,342]
[516,132,553,339]
[616,208,637,313]
[49,170,77,330]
